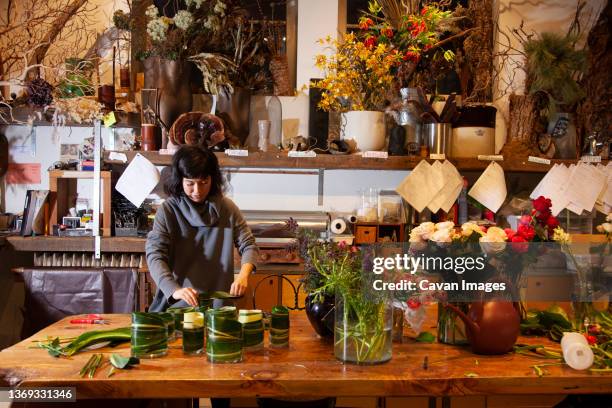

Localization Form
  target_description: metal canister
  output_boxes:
[424,123,452,157]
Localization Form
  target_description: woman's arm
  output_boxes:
[230,202,260,296]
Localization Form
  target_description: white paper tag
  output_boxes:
[528,156,551,165]
[478,155,504,161]
[225,149,249,157]
[288,150,317,158]
[580,155,602,163]
[430,154,446,160]
[108,152,128,163]
[363,151,388,159]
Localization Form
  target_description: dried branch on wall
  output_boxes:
[0,0,99,95]
[461,0,493,102]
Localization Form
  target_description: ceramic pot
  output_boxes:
[305,294,335,338]
[143,57,192,148]
[216,87,251,146]
[341,110,385,152]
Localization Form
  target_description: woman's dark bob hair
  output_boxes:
[165,145,224,198]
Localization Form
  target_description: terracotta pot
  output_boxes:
[143,57,192,148]
[141,124,157,151]
[305,294,334,339]
[445,300,520,355]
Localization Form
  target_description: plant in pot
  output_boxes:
[296,228,392,364]
[311,32,397,152]
[522,31,587,159]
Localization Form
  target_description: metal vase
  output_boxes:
[216,87,252,146]
[143,56,193,148]
[424,123,452,156]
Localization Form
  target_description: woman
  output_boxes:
[146,145,258,311]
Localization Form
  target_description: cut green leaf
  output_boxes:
[61,327,131,357]
[415,332,435,343]
[109,353,140,369]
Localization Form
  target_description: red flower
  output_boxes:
[588,324,601,335]
[546,215,559,230]
[358,17,374,30]
[363,37,376,49]
[511,235,528,253]
[410,21,426,37]
[504,228,516,240]
[402,51,420,62]
[350,246,358,253]
[421,6,428,15]
[533,196,552,213]
[423,44,432,52]
[407,299,421,310]
[519,215,533,226]
[338,240,347,249]
[381,27,394,38]
[517,224,535,241]
[585,334,597,345]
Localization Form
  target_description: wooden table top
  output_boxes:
[0,312,610,399]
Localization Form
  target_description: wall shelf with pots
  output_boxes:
[103,150,606,173]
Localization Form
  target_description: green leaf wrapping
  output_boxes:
[242,319,264,349]
[61,327,131,357]
[109,353,140,369]
[167,306,197,333]
[131,313,168,358]
[206,308,243,363]
[156,312,176,339]
[270,306,289,347]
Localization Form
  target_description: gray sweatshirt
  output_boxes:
[146,194,259,311]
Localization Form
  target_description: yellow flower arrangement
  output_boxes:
[311,33,400,112]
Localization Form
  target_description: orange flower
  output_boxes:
[358,17,374,30]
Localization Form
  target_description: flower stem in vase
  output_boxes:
[437,302,469,345]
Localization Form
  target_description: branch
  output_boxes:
[429,28,476,51]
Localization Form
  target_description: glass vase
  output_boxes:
[239,310,264,350]
[437,302,469,345]
[270,305,290,348]
[334,292,392,365]
[131,313,168,358]
[206,308,243,363]
[182,312,204,355]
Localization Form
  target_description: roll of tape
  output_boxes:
[348,215,358,223]
[330,218,347,235]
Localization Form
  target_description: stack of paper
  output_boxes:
[531,162,611,215]
[396,160,463,213]
[468,162,507,213]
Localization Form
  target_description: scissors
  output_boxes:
[70,314,109,324]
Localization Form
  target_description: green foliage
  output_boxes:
[524,32,586,111]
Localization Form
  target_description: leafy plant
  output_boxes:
[524,32,586,112]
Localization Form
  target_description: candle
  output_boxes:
[561,332,594,370]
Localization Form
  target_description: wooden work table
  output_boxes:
[0,313,610,399]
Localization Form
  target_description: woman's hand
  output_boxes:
[230,273,249,296]
[172,287,199,307]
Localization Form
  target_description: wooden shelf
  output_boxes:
[1,106,141,128]
[104,150,605,173]
[48,170,111,179]
[6,236,146,253]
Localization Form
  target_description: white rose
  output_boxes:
[479,235,507,254]
[412,222,435,240]
[485,227,507,241]
[431,228,452,243]
[602,223,612,233]
[606,213,612,222]
[435,221,455,231]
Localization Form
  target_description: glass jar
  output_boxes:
[206,308,243,363]
[334,292,392,364]
[131,312,168,358]
[270,305,290,348]
[437,302,469,345]
[182,312,204,355]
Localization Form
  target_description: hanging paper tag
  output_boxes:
[103,112,117,128]
[478,155,504,161]
[580,155,602,163]
[430,153,446,160]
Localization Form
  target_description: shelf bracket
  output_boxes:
[318,169,324,206]
[93,120,102,259]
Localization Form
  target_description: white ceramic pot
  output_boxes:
[341,111,385,152]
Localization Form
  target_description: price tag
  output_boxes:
[225,149,249,157]
[103,112,116,128]
[528,156,551,165]
[580,155,602,163]
[430,153,446,160]
[363,151,388,159]
[478,155,504,161]
[288,150,316,158]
